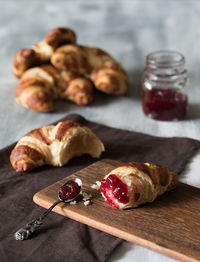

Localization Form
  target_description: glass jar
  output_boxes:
[142,51,188,121]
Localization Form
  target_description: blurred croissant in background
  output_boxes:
[12,27,129,112]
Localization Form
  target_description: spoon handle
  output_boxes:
[14,200,62,241]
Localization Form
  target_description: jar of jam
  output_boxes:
[142,51,188,121]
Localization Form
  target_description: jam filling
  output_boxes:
[100,174,129,208]
[59,180,81,201]
[142,88,188,121]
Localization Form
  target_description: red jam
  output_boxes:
[59,180,81,201]
[142,88,188,121]
[100,174,129,208]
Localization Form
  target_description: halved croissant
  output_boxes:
[10,120,105,172]
[15,65,94,112]
[51,45,129,95]
[12,27,76,78]
[100,162,178,209]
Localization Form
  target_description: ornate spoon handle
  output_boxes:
[14,200,62,240]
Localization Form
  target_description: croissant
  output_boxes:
[12,27,76,78]
[10,120,105,172]
[12,27,129,111]
[100,161,178,209]
[15,65,94,112]
[51,45,129,95]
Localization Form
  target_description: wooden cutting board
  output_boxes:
[33,159,200,262]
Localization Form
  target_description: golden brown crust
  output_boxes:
[65,83,94,105]
[101,162,178,209]
[12,49,41,78]
[128,161,158,186]
[15,73,55,112]
[51,45,129,95]
[55,121,82,141]
[10,120,104,172]
[158,166,170,186]
[128,161,174,187]
[39,64,60,85]
[25,92,54,112]
[12,27,76,78]
[15,79,44,98]
[26,129,51,145]
[60,70,94,106]
[10,145,45,172]
[12,27,129,110]
[45,27,76,49]
[167,174,178,191]
[15,66,94,112]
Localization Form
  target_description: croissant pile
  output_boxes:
[100,161,178,209]
[10,120,105,172]
[12,27,129,112]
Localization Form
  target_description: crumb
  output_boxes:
[91,180,101,190]
[69,200,77,205]
[84,200,91,206]
[91,184,98,189]
[96,181,101,186]
[82,192,92,201]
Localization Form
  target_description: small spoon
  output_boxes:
[14,178,82,241]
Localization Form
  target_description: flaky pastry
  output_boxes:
[51,44,129,95]
[100,161,178,209]
[12,27,129,112]
[15,65,94,112]
[10,120,105,172]
[12,27,76,78]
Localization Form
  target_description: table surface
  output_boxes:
[1,1,200,261]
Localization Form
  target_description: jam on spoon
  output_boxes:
[59,180,82,201]
[14,178,82,241]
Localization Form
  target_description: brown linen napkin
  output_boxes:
[0,114,200,262]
